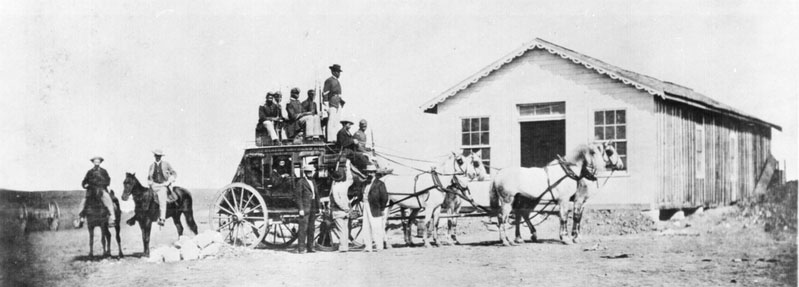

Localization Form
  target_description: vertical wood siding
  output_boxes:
[655,98,771,208]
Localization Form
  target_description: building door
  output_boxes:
[520,120,565,167]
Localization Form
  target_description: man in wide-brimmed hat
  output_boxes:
[77,156,116,227]
[360,164,389,252]
[147,149,177,226]
[294,164,320,253]
[324,64,344,141]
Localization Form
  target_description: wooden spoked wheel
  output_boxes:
[263,218,298,248]
[48,201,60,231]
[209,183,268,248]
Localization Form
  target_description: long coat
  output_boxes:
[367,179,389,217]
[293,177,321,214]
[285,98,303,138]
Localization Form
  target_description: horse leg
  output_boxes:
[400,208,410,246]
[430,205,444,246]
[522,211,538,243]
[498,203,514,246]
[558,200,571,245]
[571,199,586,244]
[421,208,433,248]
[172,214,184,237]
[116,224,123,258]
[102,226,111,257]
[447,204,461,245]
[88,226,95,258]
[383,208,392,249]
[513,209,524,244]
[142,221,151,257]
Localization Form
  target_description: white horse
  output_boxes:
[490,142,624,246]
[381,152,476,247]
[463,150,490,181]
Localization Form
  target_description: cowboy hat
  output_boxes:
[89,156,104,163]
[152,149,165,156]
[329,64,342,72]
[365,164,377,172]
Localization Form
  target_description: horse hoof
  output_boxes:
[423,243,432,248]
[572,237,580,244]
[531,236,538,243]
[561,239,573,245]
[514,238,524,244]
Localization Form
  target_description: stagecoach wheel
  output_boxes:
[208,183,268,248]
[262,218,298,248]
[19,203,28,234]
[48,201,60,231]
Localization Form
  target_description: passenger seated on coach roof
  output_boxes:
[299,89,324,143]
[257,92,281,146]
[285,87,303,142]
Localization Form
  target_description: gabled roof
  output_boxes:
[421,38,781,131]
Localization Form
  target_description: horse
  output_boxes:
[121,173,198,256]
[489,142,624,246]
[84,187,122,258]
[381,152,476,247]
[463,150,490,182]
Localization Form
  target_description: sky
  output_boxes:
[1,0,797,191]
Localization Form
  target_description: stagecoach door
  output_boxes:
[520,120,565,167]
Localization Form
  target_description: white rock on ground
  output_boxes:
[162,246,181,262]
[174,235,197,249]
[211,231,225,244]
[145,248,165,263]
[199,242,222,258]
[193,231,216,249]
[180,244,201,261]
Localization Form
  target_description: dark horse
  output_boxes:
[121,173,198,256]
[84,187,122,258]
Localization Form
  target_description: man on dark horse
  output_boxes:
[77,156,116,227]
[148,149,177,226]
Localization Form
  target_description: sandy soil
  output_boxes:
[1,203,796,287]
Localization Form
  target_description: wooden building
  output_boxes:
[420,38,781,210]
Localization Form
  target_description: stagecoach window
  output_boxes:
[461,117,491,173]
[593,109,627,170]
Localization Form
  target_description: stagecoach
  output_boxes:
[207,140,604,249]
[208,142,367,249]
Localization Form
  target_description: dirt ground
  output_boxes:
[1,201,796,287]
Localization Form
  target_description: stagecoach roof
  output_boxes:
[420,38,781,131]
[244,142,334,153]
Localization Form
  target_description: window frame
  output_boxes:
[591,108,629,176]
[460,116,491,174]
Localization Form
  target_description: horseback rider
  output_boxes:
[148,149,176,226]
[77,156,116,227]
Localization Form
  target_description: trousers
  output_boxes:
[326,107,341,141]
[361,200,386,251]
[152,184,168,220]
[332,210,349,251]
[297,212,317,252]
[298,115,323,138]
[262,121,278,141]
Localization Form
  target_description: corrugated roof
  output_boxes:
[421,38,780,131]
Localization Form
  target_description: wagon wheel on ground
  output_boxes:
[314,199,365,251]
[208,183,268,248]
[262,216,299,248]
[48,201,60,231]
[19,203,28,234]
